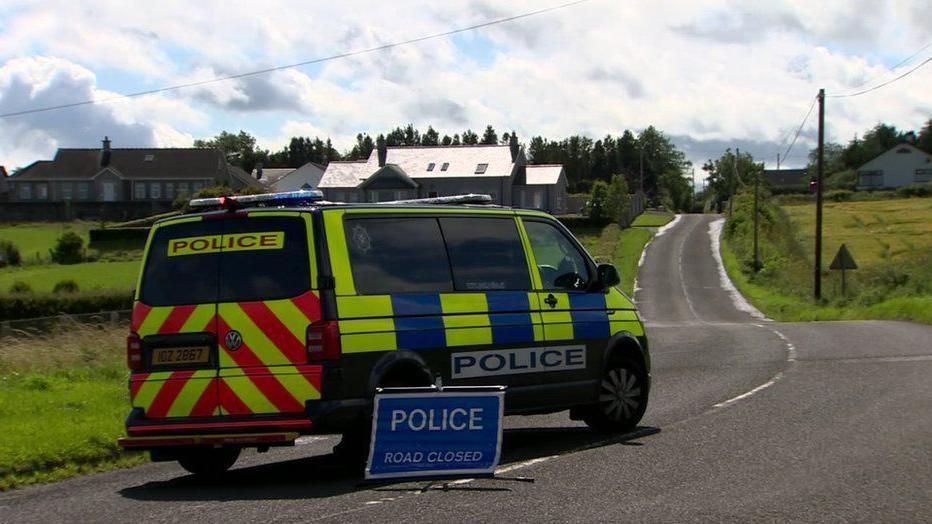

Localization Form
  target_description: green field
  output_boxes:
[783,198,932,267]
[0,261,140,294]
[631,210,675,228]
[0,222,94,263]
[0,325,143,491]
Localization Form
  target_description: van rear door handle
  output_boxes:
[544,294,558,308]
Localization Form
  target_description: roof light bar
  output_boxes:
[378,194,493,205]
[189,189,324,209]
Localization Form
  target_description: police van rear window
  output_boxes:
[140,216,311,306]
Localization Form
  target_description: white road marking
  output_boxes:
[713,372,784,408]
[707,218,769,321]
[677,218,709,324]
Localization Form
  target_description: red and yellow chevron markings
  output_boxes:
[130,370,219,418]
[131,301,217,337]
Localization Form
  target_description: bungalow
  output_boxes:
[8,137,259,204]
[762,168,808,191]
[317,135,568,214]
[857,142,932,189]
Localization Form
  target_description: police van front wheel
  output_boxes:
[583,360,647,433]
[177,447,241,477]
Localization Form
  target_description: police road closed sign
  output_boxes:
[365,389,504,481]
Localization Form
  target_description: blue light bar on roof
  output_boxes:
[189,189,324,209]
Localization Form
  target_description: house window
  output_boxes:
[76,183,89,201]
[61,182,73,200]
[427,163,435,172]
[144,154,155,162]
[35,184,48,200]
[859,170,883,187]
[441,162,449,171]
[192,181,205,193]
[18,184,31,200]
[177,182,189,196]
[475,163,488,174]
[150,183,162,200]
[134,182,147,200]
[165,182,175,200]
[915,169,932,183]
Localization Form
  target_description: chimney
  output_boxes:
[100,136,112,167]
[255,162,263,180]
[509,133,519,162]
[377,139,387,167]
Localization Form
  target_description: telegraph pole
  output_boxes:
[777,153,781,171]
[814,88,825,300]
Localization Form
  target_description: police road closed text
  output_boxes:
[366,390,504,480]
[452,345,586,379]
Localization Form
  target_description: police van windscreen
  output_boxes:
[140,216,311,306]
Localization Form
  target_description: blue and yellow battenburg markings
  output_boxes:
[336,289,641,354]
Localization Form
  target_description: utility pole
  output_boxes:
[777,153,781,171]
[815,88,825,300]
[730,148,739,216]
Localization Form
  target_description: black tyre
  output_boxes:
[177,447,240,477]
[583,358,648,433]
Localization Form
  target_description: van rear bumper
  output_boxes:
[119,432,300,449]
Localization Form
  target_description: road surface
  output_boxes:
[2,214,930,522]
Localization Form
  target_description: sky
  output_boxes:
[1,0,930,177]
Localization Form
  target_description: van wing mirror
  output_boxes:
[596,263,620,289]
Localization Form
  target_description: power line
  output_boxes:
[846,40,932,90]
[828,54,932,98]
[0,0,592,119]
[780,95,819,163]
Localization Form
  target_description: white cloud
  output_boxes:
[1,1,929,171]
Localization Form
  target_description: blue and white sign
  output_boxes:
[365,387,505,481]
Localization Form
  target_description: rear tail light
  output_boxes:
[127,332,143,371]
[306,320,341,361]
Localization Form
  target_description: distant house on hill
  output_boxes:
[856,142,932,189]
[317,135,568,213]
[267,162,326,192]
[762,168,808,191]
[8,137,259,204]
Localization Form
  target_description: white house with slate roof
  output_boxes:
[857,142,932,189]
[317,135,568,213]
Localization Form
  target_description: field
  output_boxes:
[0,222,95,263]
[783,198,932,267]
[0,261,140,294]
[0,324,143,490]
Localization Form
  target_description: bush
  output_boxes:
[824,190,853,202]
[896,182,932,198]
[50,231,85,264]
[583,181,611,225]
[0,291,134,321]
[825,169,857,190]
[0,240,22,267]
[9,281,33,294]
[52,280,80,294]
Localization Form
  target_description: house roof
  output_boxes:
[525,165,564,185]
[271,162,326,191]
[11,148,259,187]
[762,168,808,187]
[318,144,521,188]
[856,142,932,171]
[253,168,296,186]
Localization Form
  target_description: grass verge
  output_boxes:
[0,323,143,491]
[631,210,675,228]
[0,261,140,293]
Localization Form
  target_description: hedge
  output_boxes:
[556,215,610,229]
[0,292,134,321]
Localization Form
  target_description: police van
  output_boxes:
[119,190,650,475]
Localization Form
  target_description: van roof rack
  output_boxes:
[375,194,494,206]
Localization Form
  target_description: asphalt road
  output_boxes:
[2,214,930,523]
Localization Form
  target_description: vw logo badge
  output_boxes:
[225,330,243,351]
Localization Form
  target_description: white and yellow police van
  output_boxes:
[119,191,650,475]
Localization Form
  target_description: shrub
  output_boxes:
[824,190,853,202]
[896,182,932,198]
[824,169,857,190]
[9,281,33,294]
[53,280,80,294]
[50,231,85,264]
[583,181,611,225]
[0,240,22,267]
[0,291,134,321]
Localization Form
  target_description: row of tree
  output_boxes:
[193,124,696,205]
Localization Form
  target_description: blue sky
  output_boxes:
[1,0,930,172]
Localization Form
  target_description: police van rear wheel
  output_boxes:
[177,447,240,477]
[584,359,647,433]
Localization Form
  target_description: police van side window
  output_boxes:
[523,220,591,291]
[439,217,530,291]
[346,217,454,294]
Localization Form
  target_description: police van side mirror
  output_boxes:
[596,263,620,289]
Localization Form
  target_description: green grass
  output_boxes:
[631,210,675,228]
[0,261,140,293]
[614,228,654,296]
[0,222,94,263]
[0,325,144,491]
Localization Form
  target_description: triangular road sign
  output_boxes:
[830,244,858,270]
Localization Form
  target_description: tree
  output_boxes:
[194,130,268,174]
[441,134,453,146]
[422,126,440,146]
[481,125,498,145]
[702,149,759,212]
[917,119,932,154]
[604,175,631,226]
[462,130,479,145]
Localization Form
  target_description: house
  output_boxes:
[317,135,568,213]
[268,162,325,192]
[762,168,808,191]
[856,142,932,189]
[8,137,259,204]
[251,166,297,189]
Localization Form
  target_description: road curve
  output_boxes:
[2,214,930,523]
